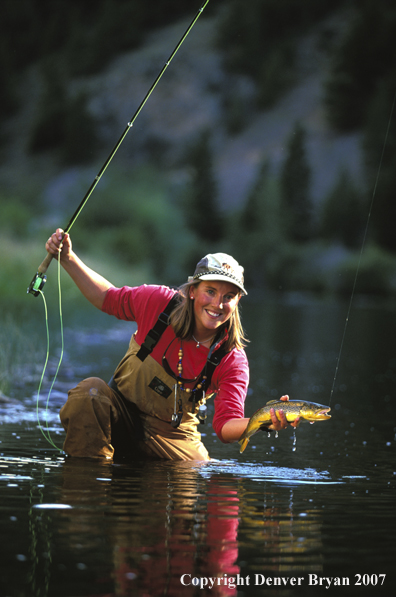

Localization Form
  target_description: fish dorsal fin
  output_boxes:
[265,400,278,405]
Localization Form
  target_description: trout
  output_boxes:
[238,399,331,453]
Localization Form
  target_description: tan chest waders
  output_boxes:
[112,296,227,460]
[61,297,228,460]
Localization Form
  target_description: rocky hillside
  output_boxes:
[1,8,362,214]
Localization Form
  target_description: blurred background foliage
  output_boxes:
[1,0,396,305]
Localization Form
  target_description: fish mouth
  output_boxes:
[317,408,331,418]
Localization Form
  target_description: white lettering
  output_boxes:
[271,577,304,587]
[181,574,253,589]
[255,574,265,585]
[309,575,349,589]
[180,575,191,586]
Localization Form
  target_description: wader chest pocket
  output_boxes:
[149,377,172,398]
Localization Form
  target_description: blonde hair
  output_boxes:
[170,281,248,352]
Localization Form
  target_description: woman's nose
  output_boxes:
[214,297,223,309]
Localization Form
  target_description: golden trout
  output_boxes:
[238,399,331,453]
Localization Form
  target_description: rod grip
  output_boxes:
[38,251,54,274]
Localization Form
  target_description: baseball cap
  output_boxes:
[188,253,247,295]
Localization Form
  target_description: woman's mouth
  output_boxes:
[205,309,221,319]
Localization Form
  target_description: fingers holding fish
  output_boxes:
[268,407,288,430]
[267,395,287,429]
[289,416,301,428]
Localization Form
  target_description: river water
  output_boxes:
[0,292,395,597]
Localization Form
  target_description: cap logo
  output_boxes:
[222,263,233,273]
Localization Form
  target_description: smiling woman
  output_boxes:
[190,281,241,342]
[45,229,298,461]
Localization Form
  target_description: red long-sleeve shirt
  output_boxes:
[102,284,249,441]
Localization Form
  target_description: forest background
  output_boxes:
[1,0,396,309]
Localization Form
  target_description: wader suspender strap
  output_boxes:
[190,345,228,402]
[136,295,229,395]
[136,295,180,362]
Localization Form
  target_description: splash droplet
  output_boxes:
[292,429,297,452]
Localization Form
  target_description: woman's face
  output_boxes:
[190,280,241,337]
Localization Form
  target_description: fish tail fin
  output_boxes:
[239,437,249,453]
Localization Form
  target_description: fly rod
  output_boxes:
[28,0,210,296]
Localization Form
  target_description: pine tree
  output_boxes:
[280,122,312,242]
[235,158,282,284]
[240,160,270,234]
[28,59,68,153]
[363,79,396,252]
[320,170,365,249]
[186,131,223,243]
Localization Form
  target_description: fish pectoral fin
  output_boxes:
[238,437,249,453]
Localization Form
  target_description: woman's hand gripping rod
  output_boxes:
[28,230,67,295]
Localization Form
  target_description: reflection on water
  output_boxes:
[0,448,332,597]
[0,431,394,597]
[0,295,395,595]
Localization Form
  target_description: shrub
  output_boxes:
[65,165,199,284]
[0,197,32,236]
[334,245,396,297]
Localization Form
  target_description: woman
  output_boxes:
[46,229,298,461]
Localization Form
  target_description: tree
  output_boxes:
[28,60,68,153]
[185,131,223,243]
[280,122,312,242]
[236,159,283,284]
[320,170,366,249]
[62,92,98,165]
[363,79,396,252]
[324,1,396,131]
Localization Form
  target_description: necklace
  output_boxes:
[168,340,207,427]
[192,334,215,348]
